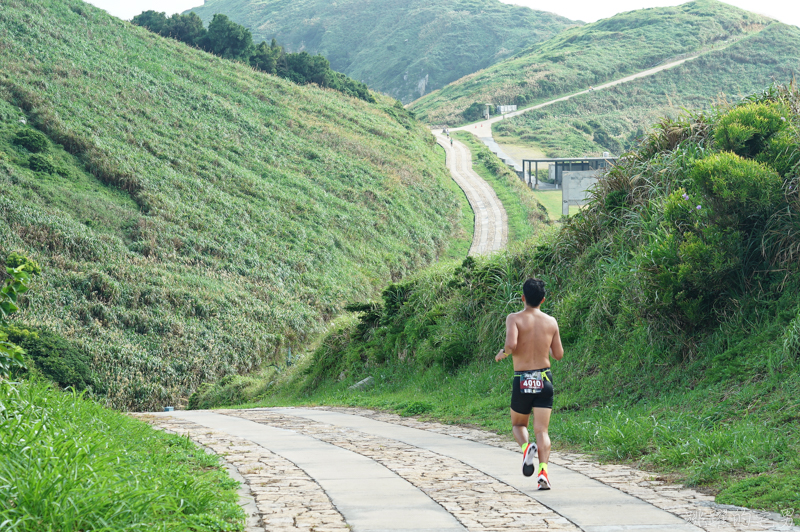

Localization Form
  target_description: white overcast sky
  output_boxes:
[87,0,800,27]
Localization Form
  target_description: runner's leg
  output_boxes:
[510,409,530,447]
[532,407,552,463]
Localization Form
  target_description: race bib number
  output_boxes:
[520,371,544,394]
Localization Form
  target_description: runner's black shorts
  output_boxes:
[511,368,554,414]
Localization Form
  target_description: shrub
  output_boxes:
[690,152,783,215]
[28,153,56,174]
[6,328,95,390]
[714,102,789,158]
[462,102,486,122]
[5,251,42,275]
[13,128,49,153]
[758,128,800,176]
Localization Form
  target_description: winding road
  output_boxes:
[436,132,508,256]
[437,54,707,254]
[452,54,703,141]
[136,407,795,532]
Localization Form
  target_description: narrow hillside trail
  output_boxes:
[435,132,508,255]
[135,407,796,532]
[452,54,703,141]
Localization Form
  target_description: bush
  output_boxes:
[714,102,789,158]
[28,153,56,174]
[758,128,800,176]
[12,128,49,153]
[5,251,42,275]
[462,102,486,122]
[5,328,95,390]
[691,152,783,215]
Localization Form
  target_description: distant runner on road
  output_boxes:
[495,278,563,489]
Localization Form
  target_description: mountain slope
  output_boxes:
[411,0,772,124]
[494,22,800,157]
[0,0,463,410]
[187,0,578,103]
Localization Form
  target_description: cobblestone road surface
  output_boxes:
[135,407,798,532]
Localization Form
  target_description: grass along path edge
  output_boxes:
[452,131,549,243]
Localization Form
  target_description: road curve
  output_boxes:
[436,132,508,256]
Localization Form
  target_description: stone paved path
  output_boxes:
[435,132,508,255]
[135,407,798,532]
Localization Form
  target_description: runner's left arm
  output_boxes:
[495,314,518,362]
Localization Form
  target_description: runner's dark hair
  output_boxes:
[523,278,545,307]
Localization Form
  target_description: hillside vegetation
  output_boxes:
[271,85,800,520]
[188,0,578,103]
[412,0,772,124]
[132,10,374,102]
[494,22,800,157]
[0,381,245,531]
[0,0,464,410]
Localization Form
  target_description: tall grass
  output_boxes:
[0,380,244,531]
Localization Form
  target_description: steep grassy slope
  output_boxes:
[0,0,464,410]
[493,22,800,157]
[267,86,800,520]
[188,0,578,104]
[412,0,772,124]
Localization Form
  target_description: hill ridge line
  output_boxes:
[450,23,772,147]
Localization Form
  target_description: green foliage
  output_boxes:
[691,152,783,214]
[0,380,245,530]
[715,101,789,158]
[131,10,168,34]
[12,128,48,153]
[5,328,95,391]
[271,84,800,519]
[250,38,281,73]
[0,0,461,410]
[132,9,374,102]
[132,11,209,48]
[0,266,31,387]
[189,0,576,104]
[413,1,778,125]
[204,13,253,61]
[461,103,485,122]
[5,252,40,276]
[27,153,55,174]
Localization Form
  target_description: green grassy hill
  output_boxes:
[0,0,466,411]
[187,0,578,104]
[493,22,800,157]
[266,86,800,521]
[411,0,774,124]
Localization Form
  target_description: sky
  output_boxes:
[87,0,800,27]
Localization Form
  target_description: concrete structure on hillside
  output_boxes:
[521,157,617,215]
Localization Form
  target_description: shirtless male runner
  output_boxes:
[495,278,563,489]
